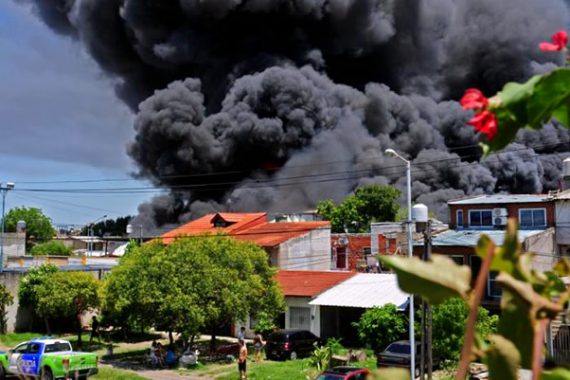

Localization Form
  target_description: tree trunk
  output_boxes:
[76,313,83,348]
[44,318,51,335]
[169,330,174,346]
[210,324,217,353]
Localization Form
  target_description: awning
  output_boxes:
[309,273,409,310]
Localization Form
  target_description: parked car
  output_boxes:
[316,366,371,379]
[0,338,98,380]
[265,329,320,360]
[376,340,423,378]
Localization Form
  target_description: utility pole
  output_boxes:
[0,182,15,273]
[420,219,433,379]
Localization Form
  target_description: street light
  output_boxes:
[384,148,415,379]
[87,215,107,257]
[0,182,15,273]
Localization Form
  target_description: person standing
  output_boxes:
[238,326,246,340]
[89,316,100,344]
[238,339,248,380]
[253,331,264,363]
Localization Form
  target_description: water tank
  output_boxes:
[564,158,570,178]
[16,220,26,233]
[412,204,429,223]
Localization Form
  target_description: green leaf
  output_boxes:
[497,272,563,369]
[527,68,570,128]
[553,103,570,128]
[373,368,410,380]
[498,75,541,125]
[484,335,521,380]
[542,368,570,380]
[380,255,471,304]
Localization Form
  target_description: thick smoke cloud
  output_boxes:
[22,0,570,225]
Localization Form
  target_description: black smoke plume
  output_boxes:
[21,0,570,225]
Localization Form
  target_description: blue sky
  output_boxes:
[0,2,157,226]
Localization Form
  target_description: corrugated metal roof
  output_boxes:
[448,194,550,205]
[309,273,408,309]
[418,229,545,247]
[276,270,356,297]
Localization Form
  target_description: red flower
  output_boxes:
[460,88,489,110]
[539,30,568,51]
[468,111,498,140]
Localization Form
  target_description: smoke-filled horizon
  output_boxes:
[22,0,570,230]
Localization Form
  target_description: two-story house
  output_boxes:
[160,212,332,270]
[415,194,557,308]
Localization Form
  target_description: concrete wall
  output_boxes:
[277,228,330,270]
[284,296,320,337]
[2,233,26,259]
[526,228,557,272]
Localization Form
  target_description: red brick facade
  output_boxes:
[449,202,554,229]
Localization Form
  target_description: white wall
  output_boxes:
[525,228,557,272]
[2,233,26,259]
[277,228,330,270]
[556,201,570,245]
[284,296,321,337]
[370,223,403,255]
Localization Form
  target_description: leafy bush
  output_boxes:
[352,304,407,353]
[431,297,498,362]
[18,264,59,308]
[30,240,73,256]
[0,284,13,334]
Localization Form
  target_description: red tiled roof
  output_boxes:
[159,213,266,244]
[276,270,356,297]
[233,221,330,247]
[159,214,329,247]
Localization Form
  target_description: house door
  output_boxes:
[336,247,346,269]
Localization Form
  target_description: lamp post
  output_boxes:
[385,148,415,379]
[0,182,15,273]
[87,215,107,257]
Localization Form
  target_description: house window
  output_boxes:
[487,271,502,298]
[468,210,493,228]
[362,247,371,256]
[249,315,257,330]
[289,307,310,330]
[456,210,464,228]
[519,208,546,228]
[450,255,464,265]
[470,255,482,280]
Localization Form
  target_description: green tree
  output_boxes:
[0,284,14,334]
[317,185,400,233]
[5,207,56,250]
[80,216,132,237]
[36,271,100,347]
[102,235,285,350]
[352,304,407,353]
[30,241,73,256]
[431,297,498,362]
[18,264,59,332]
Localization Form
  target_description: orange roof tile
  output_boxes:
[233,221,330,247]
[276,270,356,297]
[159,213,266,244]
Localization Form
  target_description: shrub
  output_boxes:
[431,297,498,362]
[30,240,72,256]
[352,304,407,353]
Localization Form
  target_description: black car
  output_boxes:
[265,329,320,360]
[376,340,422,377]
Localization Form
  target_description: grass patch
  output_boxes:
[0,332,47,347]
[92,366,147,380]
